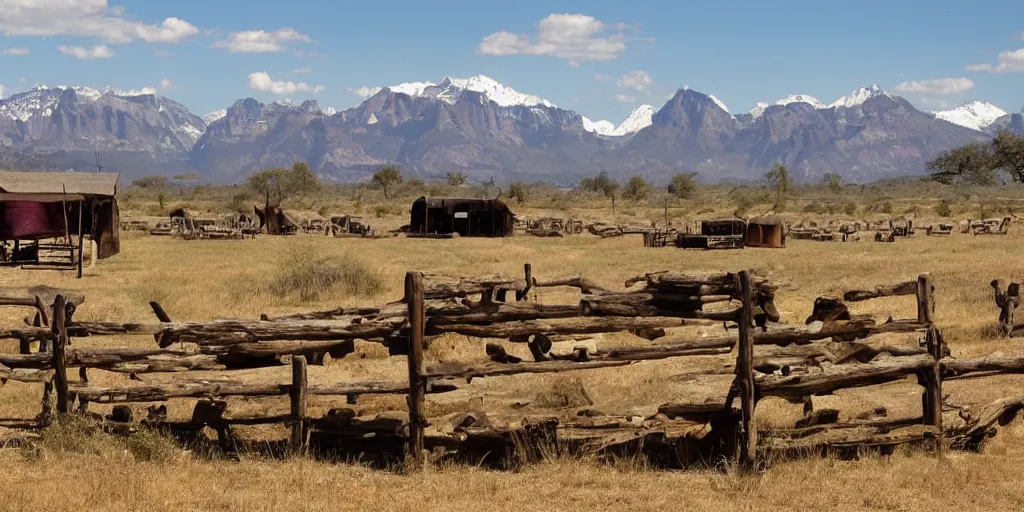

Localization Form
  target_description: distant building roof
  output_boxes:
[0,171,119,197]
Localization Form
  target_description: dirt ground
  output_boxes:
[3,208,1024,510]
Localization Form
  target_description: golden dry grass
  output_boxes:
[4,200,1024,510]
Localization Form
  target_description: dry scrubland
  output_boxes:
[5,185,1024,511]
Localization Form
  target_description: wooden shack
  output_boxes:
[0,171,119,277]
[676,219,746,250]
[745,217,785,248]
[409,197,515,237]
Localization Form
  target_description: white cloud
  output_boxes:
[291,67,313,75]
[616,70,652,91]
[213,28,312,53]
[0,84,6,99]
[57,44,114,60]
[614,94,636,103]
[0,0,198,44]
[478,13,628,65]
[248,71,324,95]
[348,86,383,98]
[2,47,28,56]
[966,48,1024,73]
[160,78,172,90]
[593,73,612,81]
[893,77,974,95]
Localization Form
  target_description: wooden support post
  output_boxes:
[405,271,427,465]
[517,263,533,301]
[290,355,308,454]
[76,200,84,279]
[736,270,757,470]
[51,295,69,415]
[917,273,935,325]
[917,273,943,449]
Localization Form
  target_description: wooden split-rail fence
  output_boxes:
[2,267,1024,469]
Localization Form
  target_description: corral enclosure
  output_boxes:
[5,204,1024,510]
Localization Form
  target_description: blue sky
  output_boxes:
[1,0,1023,123]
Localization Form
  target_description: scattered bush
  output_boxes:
[265,253,384,302]
[936,199,953,217]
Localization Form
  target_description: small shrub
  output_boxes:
[882,202,893,214]
[843,201,857,216]
[936,199,953,217]
[266,253,384,302]
[125,428,182,463]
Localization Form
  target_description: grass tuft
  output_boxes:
[264,252,385,302]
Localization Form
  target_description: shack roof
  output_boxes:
[415,196,511,210]
[0,171,119,197]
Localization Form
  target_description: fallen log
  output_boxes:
[843,281,917,302]
[759,416,924,439]
[758,354,934,399]
[428,316,690,338]
[949,396,1024,450]
[759,424,939,451]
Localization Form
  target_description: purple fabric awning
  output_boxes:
[0,201,67,239]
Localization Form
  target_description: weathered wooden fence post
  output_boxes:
[405,271,427,465]
[290,354,308,454]
[51,294,69,415]
[917,273,943,444]
[736,270,757,470]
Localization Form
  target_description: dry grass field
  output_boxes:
[4,191,1024,511]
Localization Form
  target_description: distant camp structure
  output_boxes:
[0,171,120,277]
[409,197,515,238]
[744,217,786,248]
[676,219,746,250]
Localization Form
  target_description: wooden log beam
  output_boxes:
[533,274,607,293]
[757,355,934,399]
[949,396,1024,450]
[427,303,581,325]
[71,382,288,403]
[753,319,927,347]
[155,319,403,347]
[843,280,917,302]
[424,359,633,380]
[578,291,738,318]
[418,274,527,300]
[760,425,940,451]
[942,355,1024,377]
[0,348,223,373]
[0,364,51,383]
[428,316,689,338]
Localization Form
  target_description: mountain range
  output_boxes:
[0,76,1020,184]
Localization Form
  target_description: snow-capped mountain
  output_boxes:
[582,104,655,137]
[386,75,554,108]
[709,95,730,114]
[934,101,1008,131]
[749,94,827,118]
[829,84,889,109]
[0,84,207,161]
[203,109,227,124]
[581,116,616,136]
